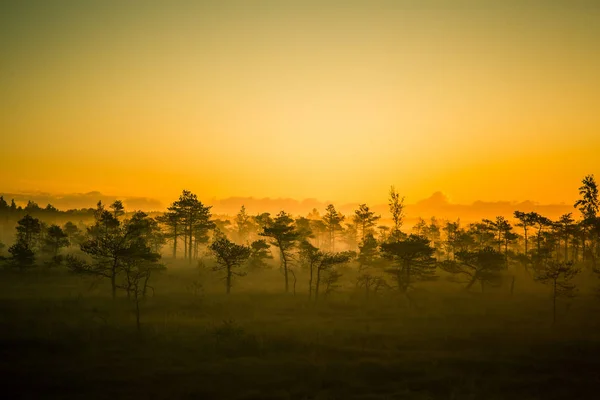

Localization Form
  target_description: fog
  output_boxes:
[1,177,600,399]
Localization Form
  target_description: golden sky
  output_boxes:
[1,1,599,207]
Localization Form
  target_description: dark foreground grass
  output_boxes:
[2,269,600,399]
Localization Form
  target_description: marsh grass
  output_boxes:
[2,267,600,399]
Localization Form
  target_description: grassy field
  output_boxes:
[2,264,600,399]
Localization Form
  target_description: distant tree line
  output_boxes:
[1,174,599,325]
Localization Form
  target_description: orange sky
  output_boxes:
[1,2,598,207]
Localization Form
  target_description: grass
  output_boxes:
[1,265,600,399]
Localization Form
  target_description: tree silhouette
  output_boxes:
[322,204,344,251]
[172,190,214,263]
[555,213,575,262]
[260,211,299,293]
[68,209,161,300]
[574,174,599,221]
[534,261,579,324]
[110,200,125,219]
[574,174,599,264]
[443,220,461,260]
[295,216,314,243]
[62,221,81,247]
[380,234,437,296]
[247,239,273,270]
[357,233,386,299]
[441,247,505,292]
[8,241,35,271]
[412,217,428,237]
[315,252,351,301]
[388,186,405,242]
[358,233,379,271]
[43,224,69,264]
[116,233,163,328]
[514,211,537,255]
[234,205,253,244]
[210,237,251,294]
[299,240,321,300]
[156,205,181,259]
[309,219,327,248]
[16,214,42,249]
[353,204,381,243]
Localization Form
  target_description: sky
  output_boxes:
[1,1,599,208]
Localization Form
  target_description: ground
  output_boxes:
[1,266,600,399]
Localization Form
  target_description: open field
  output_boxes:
[2,265,600,400]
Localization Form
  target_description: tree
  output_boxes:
[527,213,552,262]
[358,233,379,270]
[342,221,359,251]
[63,221,82,247]
[443,220,461,260]
[357,233,386,299]
[234,205,253,244]
[295,216,314,242]
[574,174,599,263]
[68,210,161,300]
[24,200,41,213]
[315,252,351,301]
[440,247,505,292]
[247,239,273,270]
[299,240,321,300]
[534,261,580,324]
[43,225,69,263]
[556,213,575,262]
[260,211,299,293]
[156,206,181,259]
[353,204,381,242]
[514,211,537,255]
[380,235,437,296]
[172,190,214,263]
[110,200,125,219]
[15,214,42,249]
[210,237,251,294]
[8,241,35,271]
[323,269,343,298]
[388,186,405,242]
[322,204,344,251]
[253,212,273,230]
[412,217,428,237]
[574,174,599,222]
[117,236,163,328]
[309,219,327,248]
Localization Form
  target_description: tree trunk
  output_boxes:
[315,267,321,301]
[111,260,117,300]
[552,279,557,325]
[290,269,296,296]
[280,244,289,293]
[308,262,313,300]
[173,225,178,259]
[142,271,151,298]
[188,225,193,264]
[465,274,478,290]
[184,234,188,261]
[226,264,231,294]
[135,291,141,331]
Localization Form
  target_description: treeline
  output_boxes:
[0,175,598,326]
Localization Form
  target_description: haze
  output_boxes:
[2,1,599,206]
